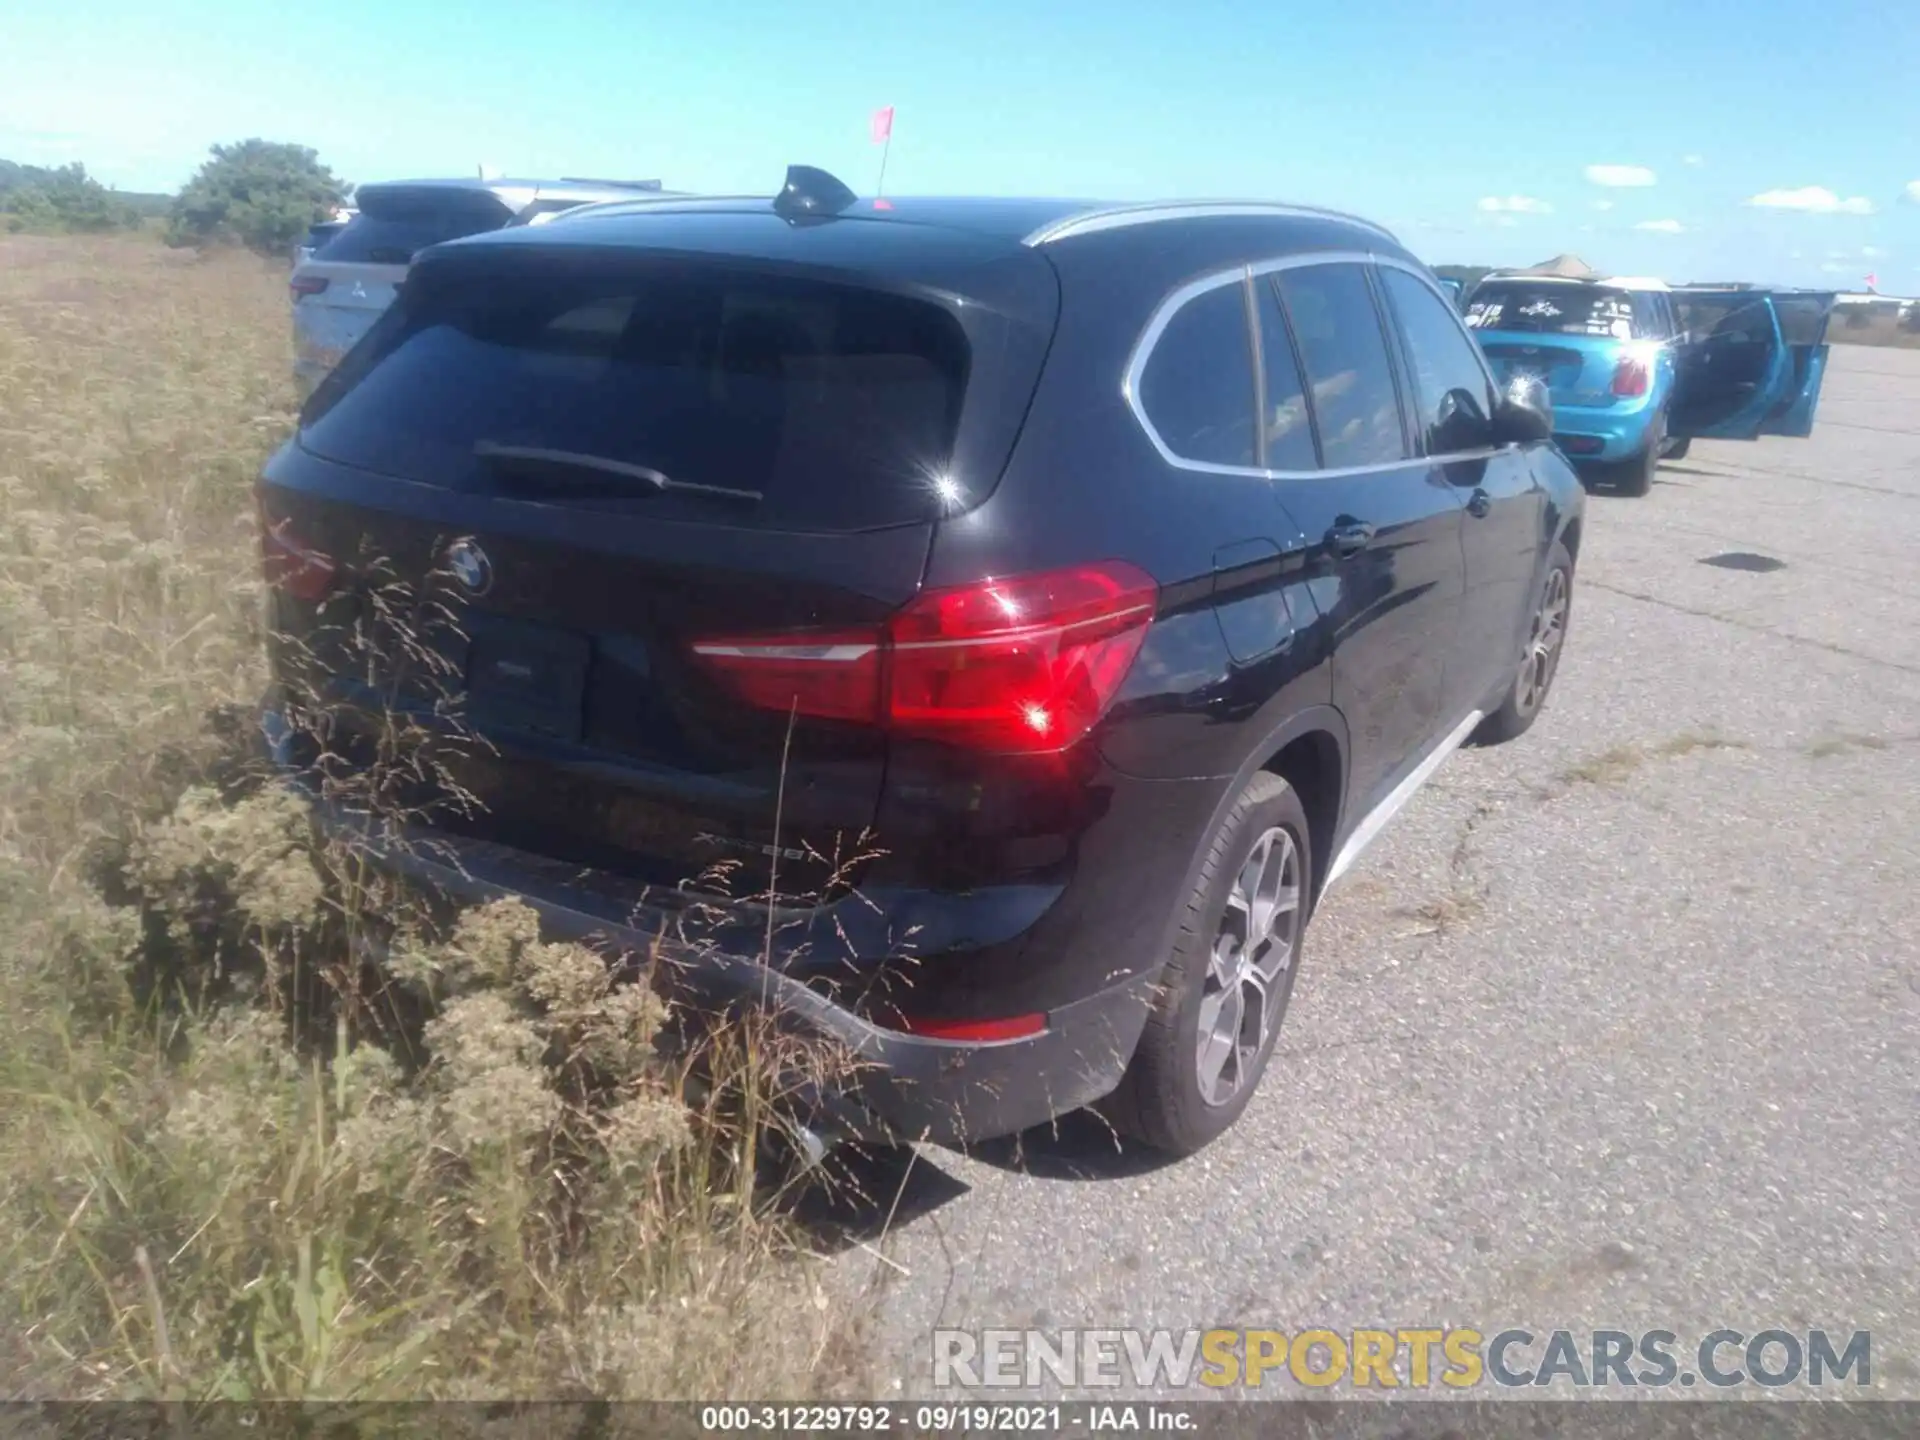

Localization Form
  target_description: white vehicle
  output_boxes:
[293,208,355,268]
[289,177,684,395]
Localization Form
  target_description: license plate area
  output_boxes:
[464,613,590,743]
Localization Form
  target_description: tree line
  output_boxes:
[8,144,1516,283]
[0,159,165,233]
[2,140,348,254]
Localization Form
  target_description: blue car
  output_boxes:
[1463,275,1835,495]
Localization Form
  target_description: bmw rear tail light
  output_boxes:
[290,275,329,301]
[684,633,881,724]
[887,562,1158,751]
[690,561,1159,754]
[1611,356,1650,397]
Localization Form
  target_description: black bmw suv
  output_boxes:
[259,167,1581,1157]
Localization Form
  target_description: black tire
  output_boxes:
[1472,539,1574,746]
[1102,771,1312,1156]
[1614,409,1664,496]
[1664,436,1691,461]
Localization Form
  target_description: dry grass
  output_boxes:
[1804,732,1892,760]
[1831,310,1920,350]
[0,236,866,1400]
[1552,731,1746,791]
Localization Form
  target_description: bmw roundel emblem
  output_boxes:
[445,537,493,596]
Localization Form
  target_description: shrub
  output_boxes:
[0,240,875,1400]
[167,140,348,255]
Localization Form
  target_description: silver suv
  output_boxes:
[289,177,685,394]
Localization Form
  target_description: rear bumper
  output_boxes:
[1551,396,1660,462]
[324,801,1154,1145]
[260,709,1158,1146]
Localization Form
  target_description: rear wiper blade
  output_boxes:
[473,442,762,503]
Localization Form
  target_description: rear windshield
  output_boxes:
[1464,283,1641,339]
[315,188,513,265]
[299,261,970,532]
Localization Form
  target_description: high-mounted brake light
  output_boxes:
[1611,355,1650,397]
[290,275,329,301]
[258,500,338,602]
[690,561,1159,754]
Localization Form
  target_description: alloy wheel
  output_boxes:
[1196,825,1303,1107]
[1517,566,1570,715]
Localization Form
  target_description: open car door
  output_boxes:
[1670,289,1836,441]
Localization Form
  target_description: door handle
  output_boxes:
[1467,488,1492,518]
[1327,520,1375,557]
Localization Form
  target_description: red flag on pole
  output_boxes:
[1865,272,1879,292]
[871,105,895,144]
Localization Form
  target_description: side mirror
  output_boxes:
[1490,373,1553,447]
[1433,388,1494,454]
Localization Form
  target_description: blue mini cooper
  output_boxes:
[1463,274,1835,496]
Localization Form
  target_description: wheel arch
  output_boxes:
[1197,705,1350,914]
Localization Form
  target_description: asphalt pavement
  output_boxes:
[833,343,1920,1402]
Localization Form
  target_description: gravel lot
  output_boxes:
[842,343,1920,1401]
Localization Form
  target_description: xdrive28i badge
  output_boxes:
[444,537,493,597]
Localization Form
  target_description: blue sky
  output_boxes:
[4,0,1916,291]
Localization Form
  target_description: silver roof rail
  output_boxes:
[1023,201,1398,248]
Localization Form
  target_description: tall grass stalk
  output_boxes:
[0,236,877,1400]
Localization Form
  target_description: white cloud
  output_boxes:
[1683,154,1706,167]
[1592,199,1615,212]
[1904,180,1920,203]
[1585,164,1657,187]
[1634,219,1685,233]
[1477,195,1553,214]
[1746,185,1876,215]
[1862,245,1887,258]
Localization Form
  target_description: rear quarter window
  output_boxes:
[299,260,972,533]
[1137,282,1258,468]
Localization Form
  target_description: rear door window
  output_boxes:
[1271,263,1410,468]
[1772,294,1833,347]
[1253,287,1319,469]
[300,262,971,533]
[1674,292,1774,344]
[1137,281,1258,468]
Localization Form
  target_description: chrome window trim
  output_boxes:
[1124,249,1509,481]
[1024,202,1399,248]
